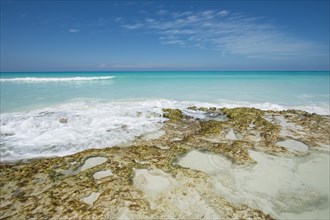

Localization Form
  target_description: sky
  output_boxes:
[0,0,329,72]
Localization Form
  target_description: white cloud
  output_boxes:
[200,10,214,19]
[172,11,193,18]
[122,23,144,30]
[68,29,79,33]
[218,10,230,16]
[161,29,195,35]
[162,40,186,45]
[157,10,168,15]
[145,18,155,23]
[115,17,123,22]
[121,10,325,59]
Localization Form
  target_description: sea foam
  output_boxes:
[0,99,328,162]
[0,76,115,82]
[0,100,168,162]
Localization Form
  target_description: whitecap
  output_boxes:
[0,76,115,82]
[0,100,167,162]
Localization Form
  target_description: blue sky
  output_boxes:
[1,0,329,71]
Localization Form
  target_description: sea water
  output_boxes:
[0,71,329,161]
[0,71,329,114]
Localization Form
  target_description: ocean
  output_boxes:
[0,71,329,161]
[1,71,329,114]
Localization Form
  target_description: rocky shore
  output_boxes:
[1,107,329,219]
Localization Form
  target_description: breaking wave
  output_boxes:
[0,99,328,162]
[0,76,115,82]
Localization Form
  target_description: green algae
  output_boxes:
[221,107,280,146]
[187,106,198,111]
[209,141,254,165]
[187,106,217,112]
[162,108,184,121]
[222,107,264,128]
[199,120,223,135]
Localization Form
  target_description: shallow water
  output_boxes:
[1,71,329,114]
[178,149,330,219]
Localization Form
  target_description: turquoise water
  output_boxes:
[1,71,329,114]
[0,71,329,161]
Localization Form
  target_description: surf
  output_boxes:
[0,76,115,82]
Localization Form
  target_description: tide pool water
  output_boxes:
[0,71,329,161]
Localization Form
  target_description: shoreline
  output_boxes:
[1,106,329,165]
[1,101,329,163]
[1,107,329,219]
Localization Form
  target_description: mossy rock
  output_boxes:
[221,107,265,129]
[210,141,253,165]
[187,106,198,111]
[187,106,208,111]
[222,107,280,141]
[280,109,309,115]
[222,107,264,119]
[187,106,218,112]
[198,107,209,112]
[162,108,184,121]
[199,120,223,135]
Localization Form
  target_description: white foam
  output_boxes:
[0,101,167,162]
[167,99,328,115]
[182,109,227,121]
[0,76,115,82]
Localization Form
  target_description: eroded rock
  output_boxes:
[162,108,184,121]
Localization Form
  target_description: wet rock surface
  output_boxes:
[0,107,329,219]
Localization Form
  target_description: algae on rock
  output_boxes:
[199,120,223,135]
[1,107,329,220]
[162,108,184,121]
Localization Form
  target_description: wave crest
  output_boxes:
[0,76,115,82]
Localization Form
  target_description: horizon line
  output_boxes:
[1,70,330,73]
